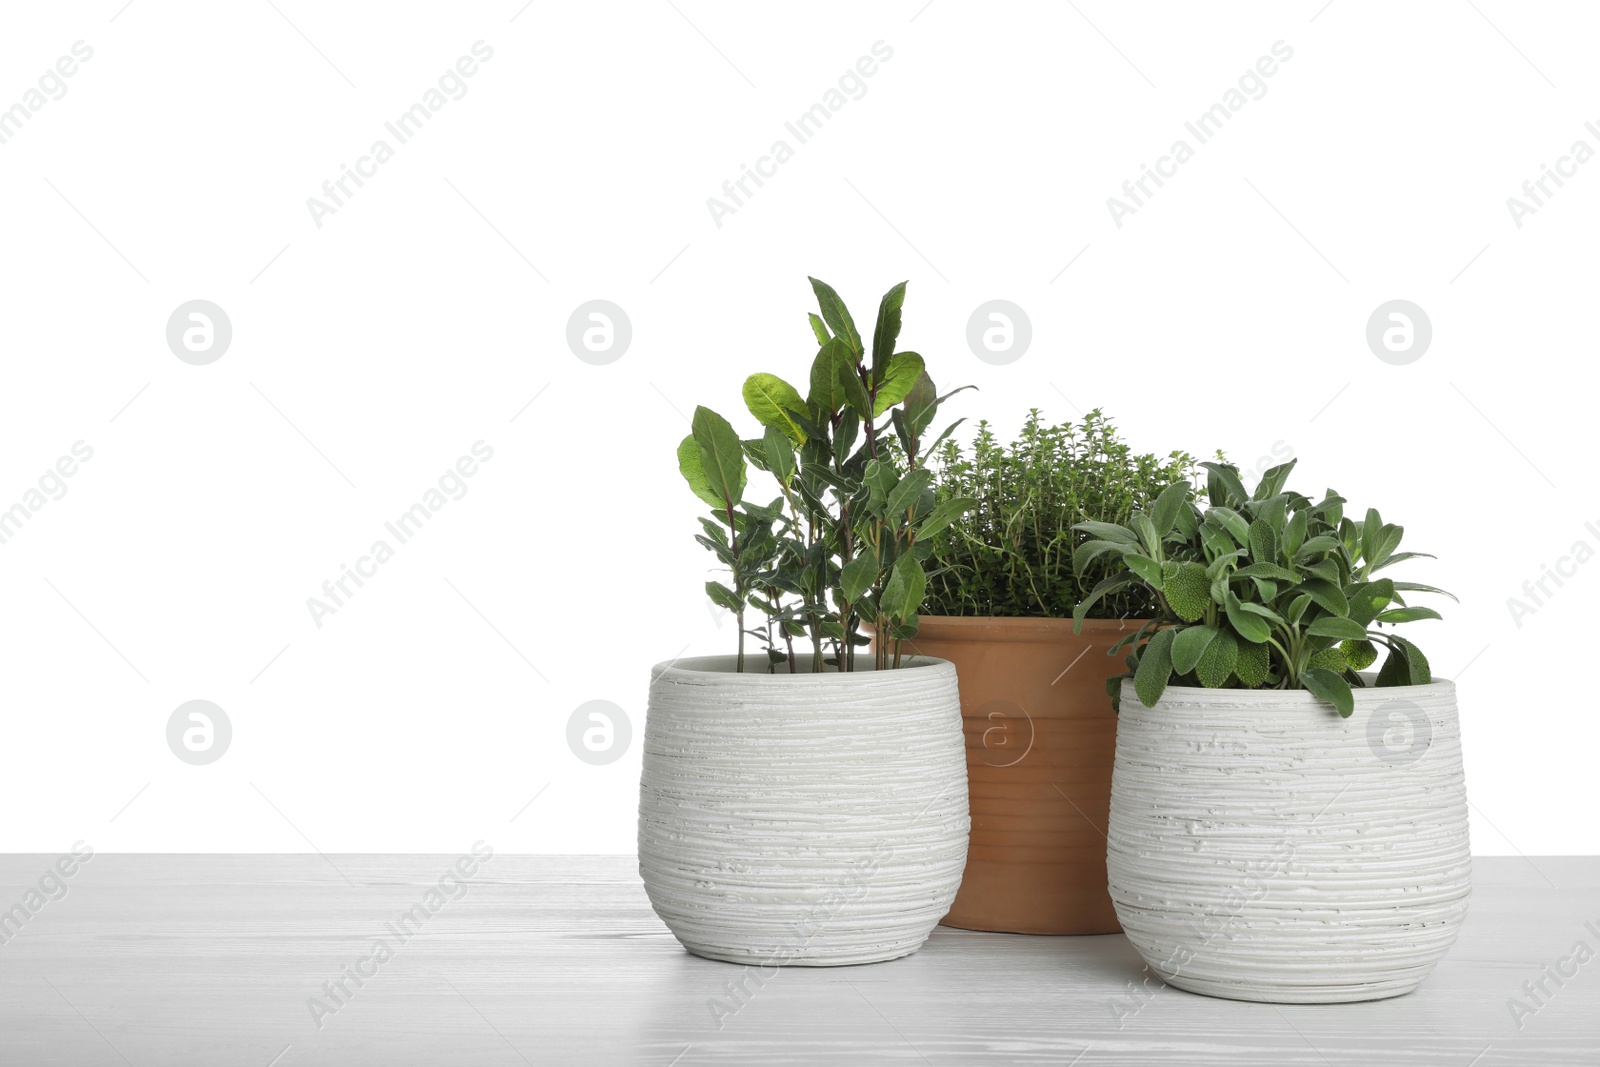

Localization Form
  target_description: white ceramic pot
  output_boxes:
[1107,677,1471,1003]
[638,655,969,966]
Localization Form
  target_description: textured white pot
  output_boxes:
[638,655,969,966]
[1107,677,1471,1003]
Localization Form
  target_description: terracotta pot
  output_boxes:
[879,615,1140,934]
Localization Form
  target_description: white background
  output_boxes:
[0,1,1592,855]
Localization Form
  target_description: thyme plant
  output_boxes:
[922,409,1199,618]
[678,278,972,673]
[1073,459,1454,716]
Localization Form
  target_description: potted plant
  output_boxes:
[881,411,1197,935]
[638,278,975,966]
[1076,459,1470,1003]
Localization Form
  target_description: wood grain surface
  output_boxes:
[0,854,1593,1065]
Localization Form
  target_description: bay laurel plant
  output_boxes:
[922,409,1199,618]
[677,278,973,674]
[1072,459,1455,716]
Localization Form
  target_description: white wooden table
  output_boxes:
[0,855,1592,1065]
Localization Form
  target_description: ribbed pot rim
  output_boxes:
[906,615,1148,638]
[650,653,953,684]
[1119,675,1455,709]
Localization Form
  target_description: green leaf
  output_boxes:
[1234,640,1271,686]
[808,277,861,354]
[1369,523,1404,570]
[1298,578,1349,617]
[863,459,897,509]
[1171,625,1219,675]
[1303,558,1342,584]
[1231,562,1300,582]
[921,416,966,459]
[1248,577,1279,601]
[1377,606,1443,624]
[1125,553,1165,589]
[677,434,725,508]
[1360,508,1382,564]
[1133,627,1176,708]
[886,467,933,518]
[1074,520,1139,545]
[1306,616,1368,641]
[1301,667,1355,717]
[840,555,878,603]
[1106,673,1126,714]
[879,552,926,621]
[1399,636,1432,684]
[916,496,974,540]
[901,371,938,438]
[807,312,830,345]
[1073,573,1134,627]
[807,337,853,413]
[1284,510,1308,558]
[1204,506,1251,545]
[873,351,925,415]
[1375,643,1409,687]
[1129,514,1160,556]
[742,373,808,445]
[763,423,795,484]
[1371,551,1435,573]
[1390,581,1459,602]
[837,358,873,420]
[1195,628,1240,687]
[1248,518,1279,565]
[1235,599,1285,624]
[1294,534,1342,559]
[1286,593,1312,626]
[706,581,743,613]
[691,407,746,508]
[870,281,907,384]
[1225,591,1272,644]
[1164,562,1211,621]
[1150,482,1190,538]
[1200,462,1249,506]
[1200,525,1239,560]
[832,407,860,464]
[1341,639,1379,671]
[1375,634,1432,687]
[740,438,771,473]
[1309,646,1347,673]
[1074,539,1132,573]
[1347,578,1396,627]
[1253,459,1298,500]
